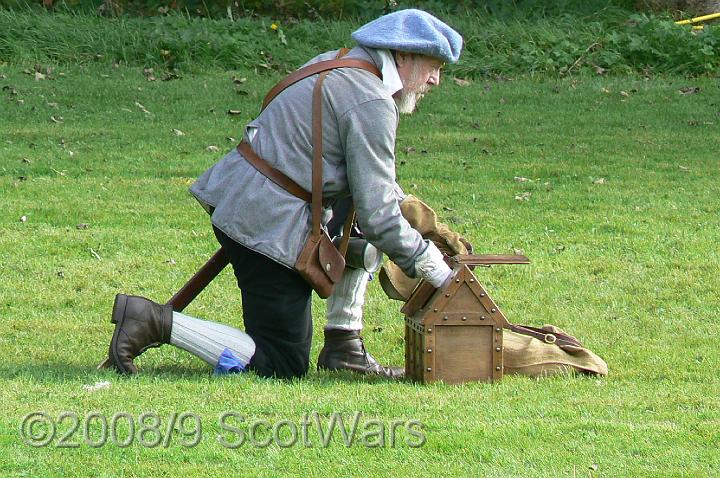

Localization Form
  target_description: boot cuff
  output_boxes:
[323,328,360,341]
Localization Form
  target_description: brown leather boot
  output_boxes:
[317,329,404,379]
[108,294,173,375]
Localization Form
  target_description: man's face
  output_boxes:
[394,52,443,115]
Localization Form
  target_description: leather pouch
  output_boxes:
[295,228,345,299]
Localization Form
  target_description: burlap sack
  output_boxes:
[380,195,470,301]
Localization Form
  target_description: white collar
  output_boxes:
[375,49,404,96]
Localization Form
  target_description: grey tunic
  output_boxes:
[189,47,426,276]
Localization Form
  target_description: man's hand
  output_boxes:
[414,241,452,288]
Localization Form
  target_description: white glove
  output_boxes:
[414,241,452,288]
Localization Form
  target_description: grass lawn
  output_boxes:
[1,62,718,477]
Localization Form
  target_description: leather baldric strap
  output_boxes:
[239,48,373,252]
[238,48,381,205]
[261,53,381,111]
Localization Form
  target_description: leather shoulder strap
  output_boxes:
[261,55,382,111]
[308,49,355,257]
[505,323,583,348]
[310,70,329,235]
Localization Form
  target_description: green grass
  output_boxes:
[1,59,719,477]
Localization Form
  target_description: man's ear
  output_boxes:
[394,51,412,68]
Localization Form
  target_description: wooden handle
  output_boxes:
[451,254,530,265]
[167,248,230,311]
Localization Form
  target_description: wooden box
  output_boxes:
[402,263,510,384]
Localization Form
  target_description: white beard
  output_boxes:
[394,62,430,115]
[395,89,423,115]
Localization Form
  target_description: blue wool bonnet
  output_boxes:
[351,9,463,64]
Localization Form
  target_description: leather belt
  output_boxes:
[237,141,312,203]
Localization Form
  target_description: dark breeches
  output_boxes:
[213,226,313,379]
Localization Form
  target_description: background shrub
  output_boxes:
[0,1,718,76]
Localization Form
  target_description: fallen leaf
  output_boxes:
[235,89,249,96]
[514,192,531,201]
[592,177,606,184]
[227,109,242,115]
[589,464,599,471]
[172,128,185,136]
[513,248,525,255]
[620,90,629,97]
[135,102,151,114]
[57,270,65,279]
[593,65,607,75]
[600,87,611,94]
[453,77,471,86]
[442,206,455,212]
[83,381,111,392]
[206,145,220,152]
[403,146,416,154]
[76,223,90,229]
[555,245,565,252]
[47,102,58,108]
[50,115,64,123]
[679,86,700,95]
[225,136,237,142]
[161,71,180,81]
[0,74,5,79]
[679,165,690,172]
[514,176,530,182]
[20,215,27,222]
[90,248,101,260]
[232,76,247,84]
[166,258,176,265]
[34,71,46,81]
